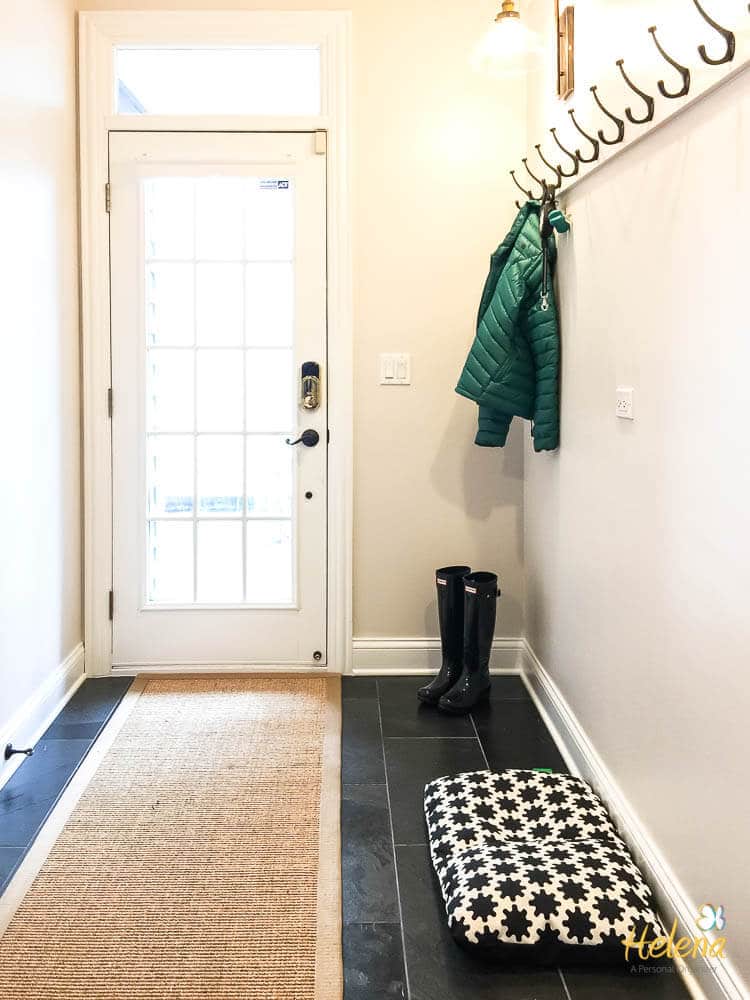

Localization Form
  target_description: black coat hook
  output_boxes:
[550,127,579,178]
[510,169,532,201]
[691,0,735,64]
[534,145,563,190]
[590,85,626,145]
[648,26,691,98]
[615,59,655,124]
[567,109,600,163]
[522,157,547,198]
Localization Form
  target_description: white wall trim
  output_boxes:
[0,645,86,792]
[78,10,353,677]
[351,637,524,675]
[521,640,746,1000]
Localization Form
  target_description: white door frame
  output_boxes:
[78,10,353,676]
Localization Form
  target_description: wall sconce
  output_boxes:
[472,0,541,77]
[557,1,575,98]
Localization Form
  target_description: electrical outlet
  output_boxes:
[380,353,411,385]
[616,386,634,420]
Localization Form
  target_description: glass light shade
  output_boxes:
[471,15,541,77]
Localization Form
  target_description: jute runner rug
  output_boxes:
[0,674,341,1000]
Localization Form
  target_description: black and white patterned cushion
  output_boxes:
[424,770,663,964]
[425,769,621,877]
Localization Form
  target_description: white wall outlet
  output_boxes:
[616,386,634,420]
[379,353,411,385]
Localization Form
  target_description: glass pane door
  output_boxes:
[110,132,326,667]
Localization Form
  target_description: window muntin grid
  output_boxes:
[143,176,297,606]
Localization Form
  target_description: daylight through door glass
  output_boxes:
[144,176,296,606]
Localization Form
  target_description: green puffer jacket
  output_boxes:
[455,202,560,452]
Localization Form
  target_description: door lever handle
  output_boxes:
[285,429,320,447]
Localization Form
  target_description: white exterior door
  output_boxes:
[109,131,327,668]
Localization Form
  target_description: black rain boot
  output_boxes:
[438,572,500,715]
[417,566,471,706]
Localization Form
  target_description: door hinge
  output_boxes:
[107,387,112,418]
[314,130,327,155]
[108,590,114,620]
[105,182,112,213]
[327,428,330,444]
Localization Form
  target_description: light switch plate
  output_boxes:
[380,353,411,385]
[616,386,634,420]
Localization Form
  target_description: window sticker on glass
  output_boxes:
[259,179,290,190]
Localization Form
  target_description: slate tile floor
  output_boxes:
[341,675,689,1000]
[0,670,691,1000]
[0,676,134,895]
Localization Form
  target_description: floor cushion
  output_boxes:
[424,769,663,964]
[425,769,621,877]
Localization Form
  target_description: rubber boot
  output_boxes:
[417,566,471,706]
[438,572,500,715]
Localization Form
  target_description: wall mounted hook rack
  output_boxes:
[616,59,655,124]
[534,144,563,189]
[691,0,735,65]
[522,157,548,198]
[510,169,533,200]
[550,127,579,177]
[648,26,691,98]
[590,85,626,144]
[568,108,600,162]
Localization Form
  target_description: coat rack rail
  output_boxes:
[509,5,747,206]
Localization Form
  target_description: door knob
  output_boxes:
[285,429,320,447]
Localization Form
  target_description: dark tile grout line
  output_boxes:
[558,967,574,1000]
[384,736,482,741]
[469,712,491,770]
[375,680,411,1000]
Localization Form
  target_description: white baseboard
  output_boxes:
[0,644,86,792]
[351,637,524,675]
[521,640,746,1000]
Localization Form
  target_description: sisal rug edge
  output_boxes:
[316,676,343,1000]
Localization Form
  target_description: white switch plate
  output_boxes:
[380,353,411,385]
[616,386,634,420]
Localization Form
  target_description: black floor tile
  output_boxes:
[342,784,399,924]
[0,738,93,848]
[472,699,569,773]
[562,963,691,997]
[486,675,531,702]
[43,722,102,741]
[343,922,407,999]
[342,698,385,783]
[44,676,133,734]
[396,845,568,1000]
[343,677,378,699]
[0,848,23,893]
[378,678,475,738]
[384,738,486,845]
